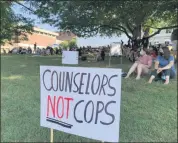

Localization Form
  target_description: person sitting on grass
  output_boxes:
[125,48,152,80]
[96,50,101,61]
[27,47,32,54]
[41,48,46,56]
[46,48,50,55]
[126,45,132,59]
[148,46,176,84]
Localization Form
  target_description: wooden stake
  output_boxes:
[50,128,53,143]
[109,54,111,67]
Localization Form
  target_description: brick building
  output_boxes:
[57,31,76,41]
[1,27,76,52]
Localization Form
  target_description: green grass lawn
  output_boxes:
[1,55,177,142]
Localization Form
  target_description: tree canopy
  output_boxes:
[30,0,178,41]
[0,1,33,45]
[60,38,77,49]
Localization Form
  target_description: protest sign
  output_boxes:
[109,42,123,67]
[62,51,78,65]
[110,42,122,56]
[40,66,122,142]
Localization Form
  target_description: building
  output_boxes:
[1,27,76,52]
[57,31,76,41]
[18,27,59,48]
[149,29,173,45]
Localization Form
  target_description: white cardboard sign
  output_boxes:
[110,43,122,56]
[62,51,78,65]
[40,66,122,142]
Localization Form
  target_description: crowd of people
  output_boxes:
[76,47,107,61]
[5,40,177,85]
[7,43,109,60]
[8,46,62,56]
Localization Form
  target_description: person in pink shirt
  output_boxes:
[125,48,153,80]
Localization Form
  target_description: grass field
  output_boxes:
[1,55,177,142]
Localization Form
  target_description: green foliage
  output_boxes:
[60,40,69,50]
[0,1,34,45]
[68,38,77,48]
[30,0,178,39]
[60,38,77,49]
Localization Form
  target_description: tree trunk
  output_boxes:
[142,27,150,48]
[133,25,142,40]
[132,25,142,49]
[141,37,149,48]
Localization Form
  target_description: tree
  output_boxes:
[29,0,178,48]
[60,38,77,50]
[68,38,77,49]
[60,40,69,50]
[0,1,34,45]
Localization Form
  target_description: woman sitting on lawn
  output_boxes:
[125,48,152,80]
[148,46,176,84]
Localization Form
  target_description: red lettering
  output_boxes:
[47,95,56,118]
[57,96,64,119]
[64,97,73,119]
[47,95,73,120]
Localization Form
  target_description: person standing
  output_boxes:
[34,42,37,54]
[101,48,105,61]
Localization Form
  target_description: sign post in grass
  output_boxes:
[50,128,53,142]
[50,50,79,142]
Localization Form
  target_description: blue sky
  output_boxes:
[13,3,128,47]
